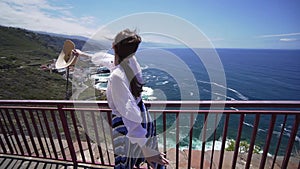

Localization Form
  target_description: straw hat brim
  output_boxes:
[55,40,78,69]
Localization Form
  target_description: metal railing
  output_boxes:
[0,100,299,169]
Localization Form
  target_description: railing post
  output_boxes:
[281,114,300,169]
[232,114,245,169]
[219,113,230,169]
[57,104,77,166]
[259,114,276,169]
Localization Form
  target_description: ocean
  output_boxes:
[136,48,300,155]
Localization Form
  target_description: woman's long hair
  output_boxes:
[113,29,143,98]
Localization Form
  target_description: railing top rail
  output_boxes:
[145,100,300,108]
[0,100,108,107]
[0,100,299,108]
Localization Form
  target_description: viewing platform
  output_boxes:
[0,100,299,169]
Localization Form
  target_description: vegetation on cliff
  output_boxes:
[0,26,86,100]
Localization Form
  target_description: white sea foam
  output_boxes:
[227,87,248,100]
[230,107,239,111]
[243,122,254,128]
[142,86,154,96]
[198,80,248,100]
[295,136,300,142]
[214,92,236,101]
[157,138,226,151]
[157,137,271,155]
[191,139,225,151]
[243,121,267,132]
[258,128,267,132]
[141,65,149,70]
[278,124,300,142]
[142,86,157,100]
[155,80,169,85]
[245,124,300,143]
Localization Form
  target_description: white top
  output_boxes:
[106,55,148,147]
[78,51,148,146]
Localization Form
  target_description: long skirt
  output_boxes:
[112,101,163,169]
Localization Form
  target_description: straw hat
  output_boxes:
[55,40,78,69]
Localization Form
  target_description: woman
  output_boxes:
[74,29,168,168]
[108,29,169,169]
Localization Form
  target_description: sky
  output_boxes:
[0,0,300,49]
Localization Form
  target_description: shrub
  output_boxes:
[225,139,261,154]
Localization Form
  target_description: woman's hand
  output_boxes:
[72,49,93,59]
[141,146,169,168]
[72,49,82,57]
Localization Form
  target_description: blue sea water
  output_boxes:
[140,48,300,101]
[137,48,300,155]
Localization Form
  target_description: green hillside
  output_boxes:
[0,26,86,100]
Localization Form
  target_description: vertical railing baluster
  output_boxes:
[91,111,105,164]
[175,112,179,169]
[271,114,287,169]
[210,113,218,169]
[200,113,208,169]
[42,109,58,159]
[163,112,167,157]
[51,109,66,160]
[58,105,77,165]
[12,109,30,155]
[21,109,38,156]
[0,132,6,153]
[80,110,95,163]
[71,110,86,162]
[106,111,113,165]
[187,113,194,169]
[1,109,18,154]
[153,112,157,131]
[219,113,230,169]
[97,111,109,164]
[37,111,51,158]
[0,109,14,154]
[5,109,24,155]
[28,109,46,157]
[281,114,300,169]
[245,113,260,169]
[232,114,245,169]
[259,114,276,169]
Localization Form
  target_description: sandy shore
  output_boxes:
[162,148,299,169]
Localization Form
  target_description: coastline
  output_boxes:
[163,148,299,169]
